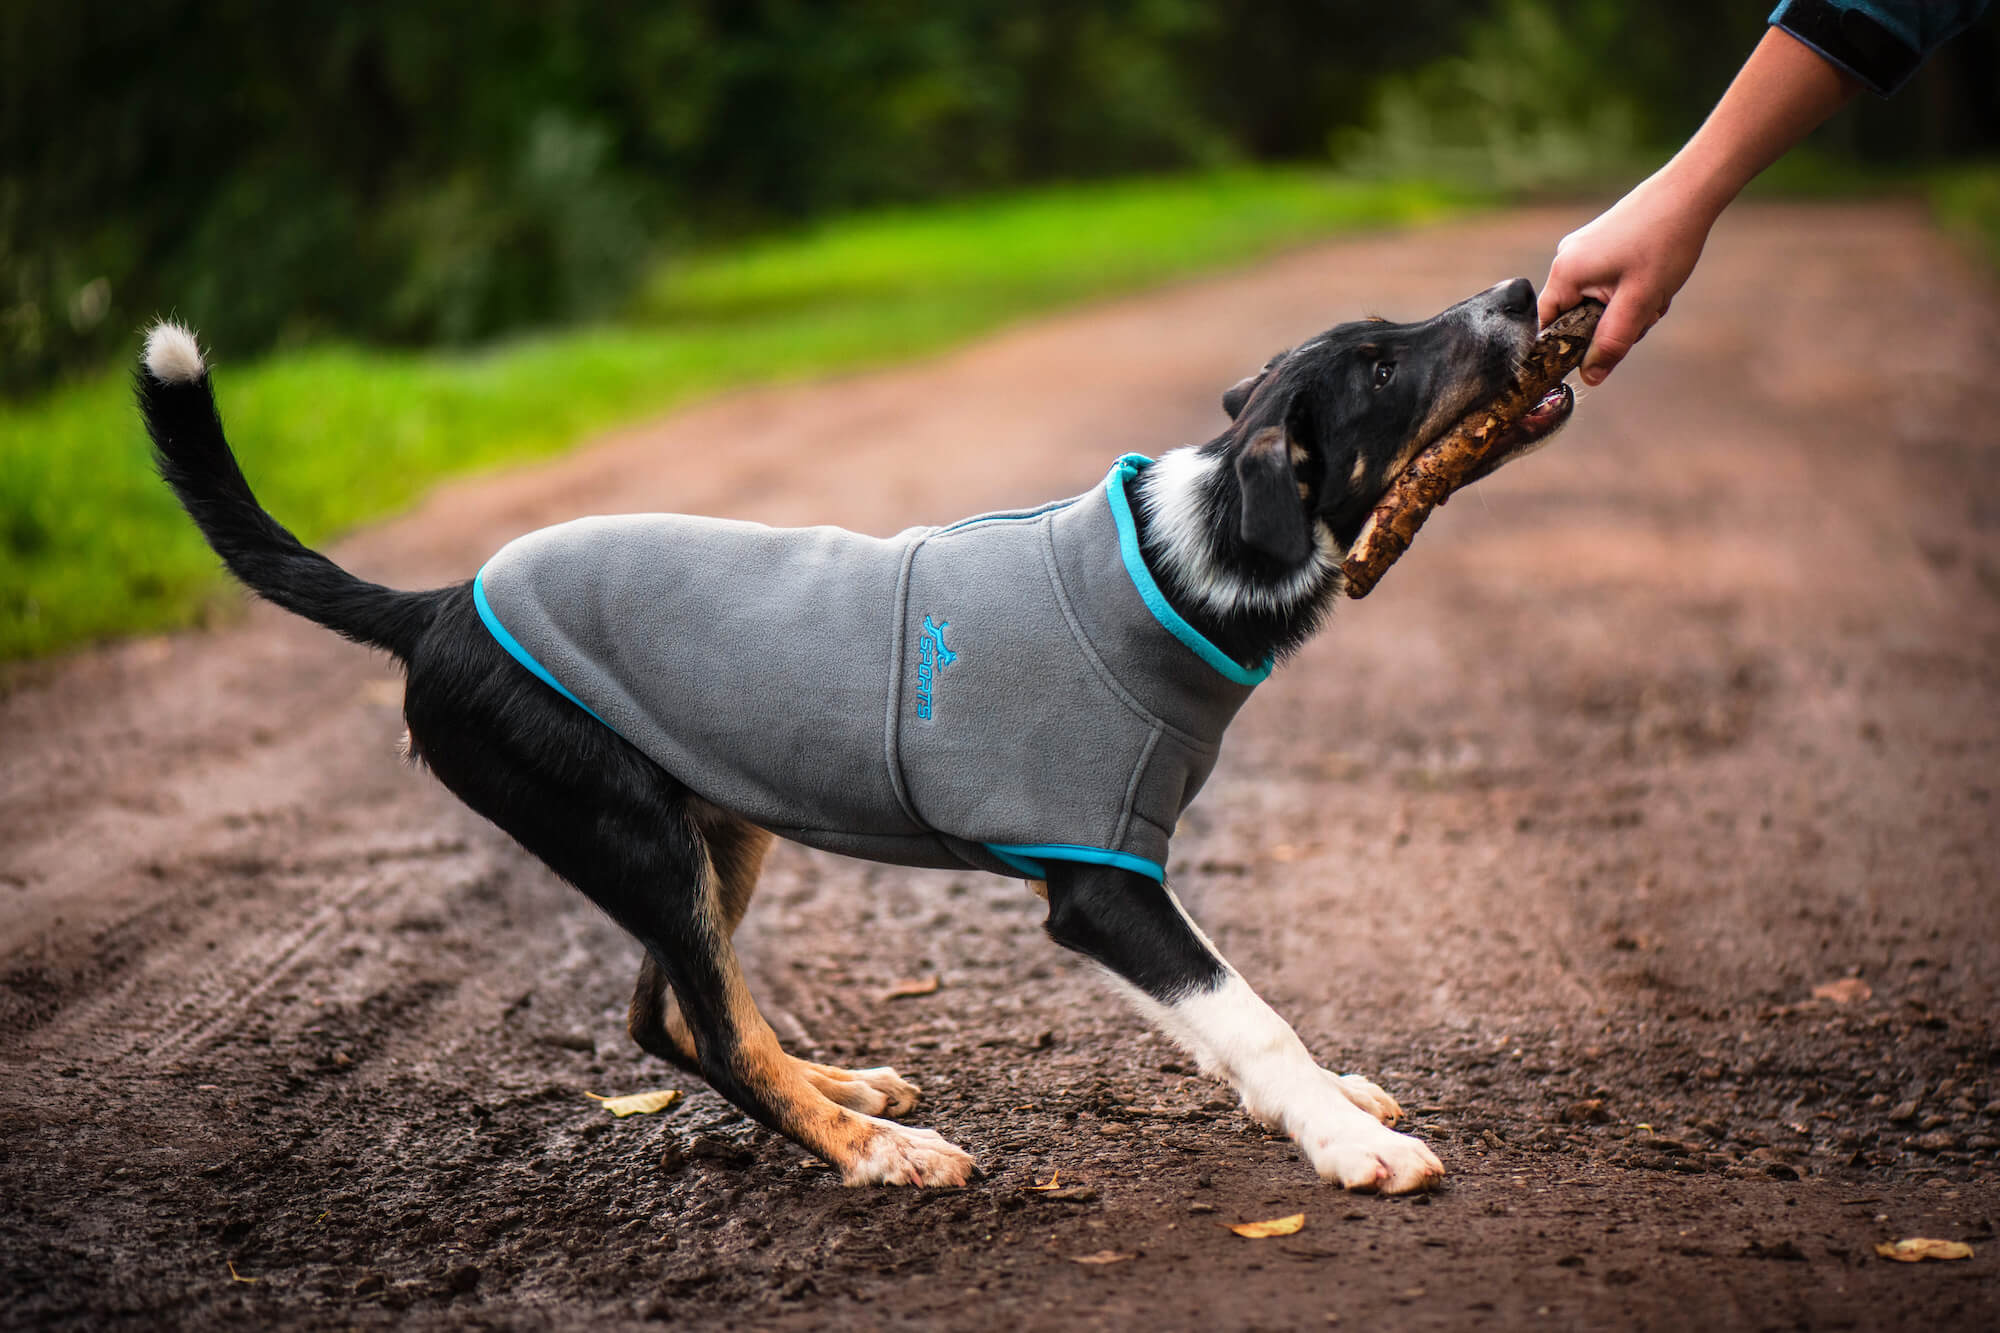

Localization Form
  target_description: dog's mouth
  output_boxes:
[1383,380,1576,500]
[1514,381,1576,445]
[1472,379,1576,479]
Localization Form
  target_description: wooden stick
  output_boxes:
[1340,300,1604,599]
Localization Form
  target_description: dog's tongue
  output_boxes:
[1520,382,1572,432]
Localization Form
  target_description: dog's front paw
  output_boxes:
[1325,1070,1404,1125]
[843,1120,976,1187]
[1302,1112,1444,1194]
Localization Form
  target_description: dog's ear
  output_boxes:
[1221,353,1284,419]
[1234,426,1313,564]
[1221,373,1261,420]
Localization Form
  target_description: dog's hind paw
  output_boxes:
[1304,1118,1444,1194]
[843,1120,976,1187]
[1327,1071,1404,1125]
[809,1064,921,1118]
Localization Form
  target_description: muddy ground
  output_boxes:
[3,204,1998,1330]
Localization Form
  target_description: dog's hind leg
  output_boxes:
[404,597,957,1182]
[627,801,920,1118]
[626,802,766,1074]
[657,850,966,1183]
[627,951,700,1072]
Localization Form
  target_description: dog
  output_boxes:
[136,277,1570,1191]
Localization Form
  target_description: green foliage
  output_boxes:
[1,0,1368,395]
[1336,0,1760,191]
[8,1,1991,395]
[1337,1,1998,192]
[380,111,650,345]
[0,170,1481,661]
[1927,163,2000,271]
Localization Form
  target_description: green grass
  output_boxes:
[0,169,1480,662]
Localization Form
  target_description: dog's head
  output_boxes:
[1216,277,1571,562]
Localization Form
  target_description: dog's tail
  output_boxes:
[136,322,443,661]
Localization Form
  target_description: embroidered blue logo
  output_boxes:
[914,616,957,722]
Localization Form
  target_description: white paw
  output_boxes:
[1301,1111,1444,1194]
[843,1120,976,1187]
[1325,1070,1404,1125]
[819,1066,922,1118]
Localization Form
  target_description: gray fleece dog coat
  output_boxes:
[474,455,1270,882]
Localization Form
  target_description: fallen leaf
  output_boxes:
[1230,1213,1306,1238]
[227,1261,257,1284]
[879,975,941,1001]
[1072,1250,1136,1265]
[1026,1169,1062,1191]
[1812,978,1872,1005]
[1874,1238,1973,1263]
[584,1089,684,1118]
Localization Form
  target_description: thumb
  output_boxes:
[1538,264,1584,330]
[1579,290,1652,386]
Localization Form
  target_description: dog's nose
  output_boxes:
[1495,277,1535,319]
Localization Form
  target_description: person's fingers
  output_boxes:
[1539,246,1616,329]
[1579,289,1653,385]
[1537,260,1582,329]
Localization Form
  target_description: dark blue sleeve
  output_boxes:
[1769,0,1992,94]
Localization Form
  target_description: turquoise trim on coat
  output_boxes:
[473,569,613,728]
[1102,454,1274,686]
[986,842,1167,883]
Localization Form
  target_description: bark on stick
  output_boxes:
[1341,300,1603,599]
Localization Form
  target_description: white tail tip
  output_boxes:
[144,322,207,383]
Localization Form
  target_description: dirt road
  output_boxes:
[3,204,1998,1330]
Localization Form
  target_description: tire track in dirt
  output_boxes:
[113,838,471,1070]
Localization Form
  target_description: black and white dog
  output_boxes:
[136,277,1570,1191]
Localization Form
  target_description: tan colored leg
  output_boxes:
[699,940,969,1184]
[627,804,924,1121]
[628,802,769,1068]
[659,838,970,1185]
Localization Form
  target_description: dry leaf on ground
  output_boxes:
[1025,1170,1063,1191]
[584,1089,684,1118]
[1811,978,1872,1004]
[1229,1213,1306,1238]
[1072,1250,1136,1265]
[1874,1238,1973,1263]
[879,975,941,1001]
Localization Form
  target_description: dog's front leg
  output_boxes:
[1041,864,1443,1193]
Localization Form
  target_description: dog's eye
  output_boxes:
[1371,360,1396,390]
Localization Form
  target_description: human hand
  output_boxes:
[1538,172,1718,386]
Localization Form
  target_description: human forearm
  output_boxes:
[1661,26,1861,222]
